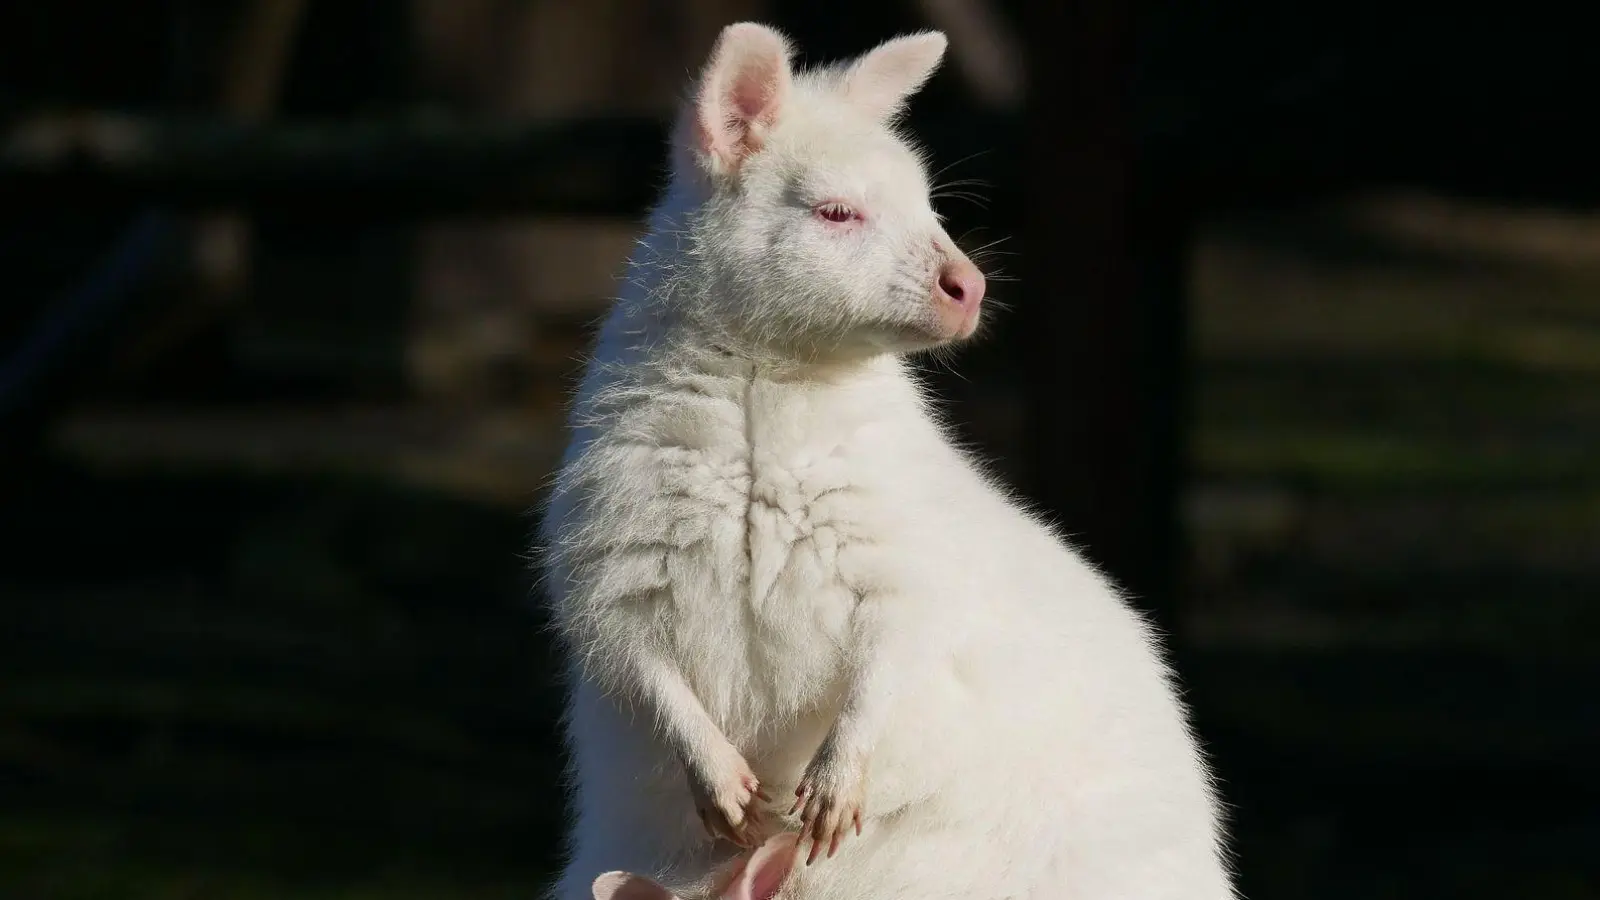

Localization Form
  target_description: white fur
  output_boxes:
[538,23,1236,900]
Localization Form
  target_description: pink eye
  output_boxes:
[814,202,861,224]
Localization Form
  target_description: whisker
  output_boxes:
[932,177,993,193]
[933,192,992,210]
[929,150,992,184]
[964,235,1014,256]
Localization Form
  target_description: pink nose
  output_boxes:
[935,258,986,308]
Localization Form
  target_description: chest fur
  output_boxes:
[662,443,861,728]
[576,370,894,732]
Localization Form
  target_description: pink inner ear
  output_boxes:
[693,24,791,166]
[722,833,800,900]
[592,871,679,900]
[726,57,783,124]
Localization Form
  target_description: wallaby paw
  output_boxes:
[689,743,771,848]
[790,748,866,865]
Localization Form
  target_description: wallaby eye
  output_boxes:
[813,202,862,224]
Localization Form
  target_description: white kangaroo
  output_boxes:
[539,22,1237,900]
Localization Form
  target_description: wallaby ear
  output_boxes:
[690,22,793,175]
[592,871,679,900]
[719,832,800,900]
[840,31,948,121]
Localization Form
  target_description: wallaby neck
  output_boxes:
[604,291,903,392]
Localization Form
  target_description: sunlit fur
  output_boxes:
[538,23,1236,900]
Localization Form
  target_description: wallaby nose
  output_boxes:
[936,258,986,308]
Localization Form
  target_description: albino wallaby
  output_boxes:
[539,22,1236,900]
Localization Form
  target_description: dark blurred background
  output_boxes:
[3,1,1597,897]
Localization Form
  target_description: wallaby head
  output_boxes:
[656,22,986,362]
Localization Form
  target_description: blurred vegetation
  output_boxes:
[2,462,566,899]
